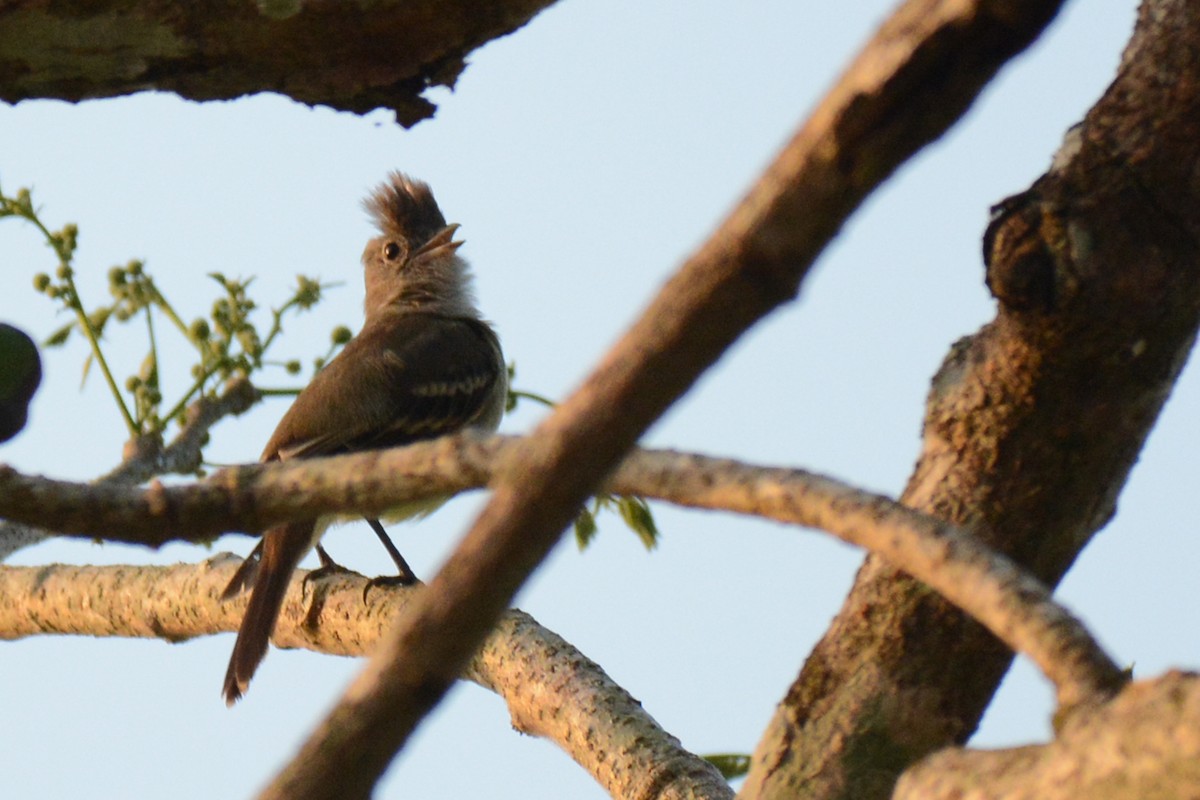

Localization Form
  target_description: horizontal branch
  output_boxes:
[0,0,559,125]
[0,376,259,561]
[0,433,1124,711]
[0,558,731,800]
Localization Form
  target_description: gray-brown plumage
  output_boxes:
[221,173,506,705]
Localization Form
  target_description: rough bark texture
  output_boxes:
[894,671,1200,800]
[742,2,1200,798]
[0,0,557,125]
[0,558,733,800]
[0,436,1126,710]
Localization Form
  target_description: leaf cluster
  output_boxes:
[3,183,345,456]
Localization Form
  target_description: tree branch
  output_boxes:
[0,558,731,800]
[0,433,1124,713]
[0,0,559,126]
[101,376,260,485]
[620,453,1126,712]
[0,0,1080,789]
[0,377,259,560]
[67,0,1074,792]
[894,671,1200,800]
[744,1,1200,797]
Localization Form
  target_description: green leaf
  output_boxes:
[44,321,73,347]
[87,305,114,337]
[573,505,598,550]
[617,495,659,550]
[703,753,750,781]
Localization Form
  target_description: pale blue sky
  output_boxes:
[1,1,1180,798]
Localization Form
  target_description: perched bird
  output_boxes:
[221,173,506,705]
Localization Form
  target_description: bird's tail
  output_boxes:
[222,520,316,706]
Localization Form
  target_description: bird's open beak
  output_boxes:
[413,224,463,261]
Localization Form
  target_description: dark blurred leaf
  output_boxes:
[0,323,42,442]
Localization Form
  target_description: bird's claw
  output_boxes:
[362,572,420,603]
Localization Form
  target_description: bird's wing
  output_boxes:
[264,313,503,462]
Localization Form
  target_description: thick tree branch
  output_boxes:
[894,671,1200,800]
[2,556,1188,799]
[745,1,1200,798]
[0,1,558,126]
[0,558,731,800]
[0,435,1124,711]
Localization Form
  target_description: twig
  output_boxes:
[0,377,260,560]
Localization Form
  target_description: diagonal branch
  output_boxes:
[238,0,1078,793]
[744,1,1200,797]
[619,453,1126,712]
[0,559,732,800]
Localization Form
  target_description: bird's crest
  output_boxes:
[363,172,448,246]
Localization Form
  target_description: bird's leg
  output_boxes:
[301,543,357,592]
[362,518,419,601]
[314,544,340,570]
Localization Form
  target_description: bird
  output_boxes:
[221,173,506,705]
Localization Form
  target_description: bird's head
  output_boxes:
[361,172,478,319]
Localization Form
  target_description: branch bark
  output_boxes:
[743,1,1200,797]
[894,671,1200,800]
[0,559,732,800]
[0,0,558,126]
[3,556,1191,800]
[0,436,1125,712]
[0,376,258,560]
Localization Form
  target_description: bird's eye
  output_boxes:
[382,241,403,261]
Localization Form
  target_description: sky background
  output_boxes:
[0,0,1181,797]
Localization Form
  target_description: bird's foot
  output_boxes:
[362,570,420,603]
[301,545,359,591]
